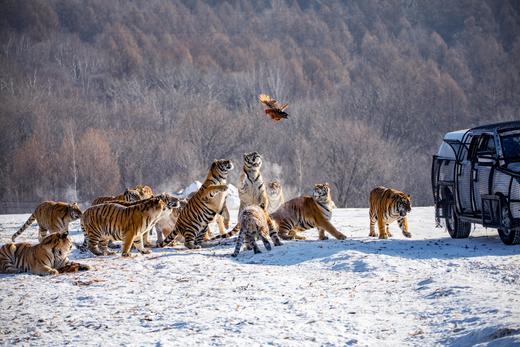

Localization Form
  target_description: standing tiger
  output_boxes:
[132,184,155,246]
[267,180,285,213]
[369,186,412,239]
[271,183,346,240]
[157,159,233,249]
[1,232,90,275]
[232,205,282,257]
[91,188,141,205]
[11,201,82,242]
[211,152,268,240]
[81,194,179,256]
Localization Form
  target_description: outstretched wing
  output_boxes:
[259,94,277,109]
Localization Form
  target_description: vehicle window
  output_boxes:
[476,135,496,156]
[501,134,520,160]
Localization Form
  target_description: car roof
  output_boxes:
[471,120,520,133]
[443,121,520,143]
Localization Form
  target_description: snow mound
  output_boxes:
[175,180,240,209]
[175,180,202,197]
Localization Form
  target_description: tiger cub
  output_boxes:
[232,205,282,257]
[267,180,285,213]
[81,194,179,256]
[211,152,268,240]
[91,188,141,205]
[11,201,82,242]
[271,183,346,240]
[0,232,89,275]
[158,159,233,249]
[369,186,412,239]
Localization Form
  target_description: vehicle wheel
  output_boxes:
[443,188,471,239]
[497,198,520,245]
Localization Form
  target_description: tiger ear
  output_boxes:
[61,231,69,238]
[324,182,330,187]
[407,194,411,199]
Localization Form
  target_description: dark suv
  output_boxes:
[432,121,520,244]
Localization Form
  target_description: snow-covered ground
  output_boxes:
[1,207,520,346]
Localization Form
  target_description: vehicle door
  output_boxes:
[457,136,473,214]
[471,133,497,213]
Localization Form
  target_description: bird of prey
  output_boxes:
[259,94,289,121]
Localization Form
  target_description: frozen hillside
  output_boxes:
[1,207,520,346]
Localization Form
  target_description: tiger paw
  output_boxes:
[294,235,306,240]
[46,269,59,276]
[78,264,91,271]
[319,235,329,240]
[335,234,346,240]
[140,249,152,255]
[403,232,412,238]
[184,242,201,250]
[378,234,388,240]
[121,252,133,257]
[368,232,376,237]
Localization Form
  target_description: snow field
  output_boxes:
[0,207,519,346]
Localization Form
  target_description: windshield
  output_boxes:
[500,133,520,160]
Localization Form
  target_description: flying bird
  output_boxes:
[259,94,289,121]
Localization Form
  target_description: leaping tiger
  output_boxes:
[157,159,233,249]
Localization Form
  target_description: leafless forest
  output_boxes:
[0,0,519,212]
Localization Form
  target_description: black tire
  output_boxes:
[497,198,520,245]
[443,188,471,239]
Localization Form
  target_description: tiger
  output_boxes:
[155,198,188,245]
[271,183,346,241]
[0,232,90,275]
[211,152,268,240]
[133,184,154,199]
[11,201,82,242]
[180,191,229,241]
[267,180,285,213]
[157,159,233,249]
[81,194,179,257]
[368,186,412,239]
[232,205,282,257]
[91,188,141,205]
[132,184,155,246]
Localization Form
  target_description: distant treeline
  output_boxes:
[0,0,519,212]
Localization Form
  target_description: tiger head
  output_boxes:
[68,202,82,220]
[396,193,412,217]
[134,185,154,199]
[41,232,73,265]
[211,159,234,178]
[243,152,262,170]
[267,180,282,198]
[157,193,181,210]
[124,189,141,202]
[313,183,332,203]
